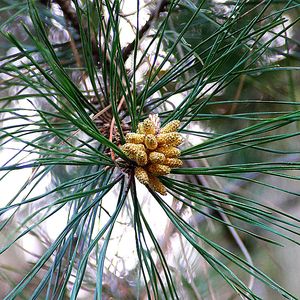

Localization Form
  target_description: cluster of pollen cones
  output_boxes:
[120,115,183,195]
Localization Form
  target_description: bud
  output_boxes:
[149,152,166,164]
[144,134,158,150]
[164,158,183,168]
[156,132,183,146]
[142,118,156,135]
[156,146,181,158]
[135,150,148,166]
[148,175,167,195]
[125,133,145,144]
[160,120,180,133]
[135,167,149,185]
[147,164,171,176]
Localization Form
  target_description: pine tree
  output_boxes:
[0,0,300,299]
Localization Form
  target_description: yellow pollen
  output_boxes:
[125,133,145,144]
[143,118,156,135]
[144,134,158,150]
[160,120,180,134]
[135,167,149,185]
[147,164,171,176]
[137,123,145,134]
[156,146,181,158]
[135,150,148,166]
[119,117,183,195]
[164,158,183,168]
[156,132,183,147]
[149,152,166,164]
[148,175,167,195]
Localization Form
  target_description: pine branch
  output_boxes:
[40,0,50,6]
[122,0,169,62]
[51,0,169,67]
[54,0,104,66]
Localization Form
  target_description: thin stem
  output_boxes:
[109,96,126,160]
[122,0,168,62]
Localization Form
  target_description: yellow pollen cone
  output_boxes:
[156,146,181,158]
[147,164,171,176]
[143,118,156,135]
[149,152,166,164]
[160,120,180,134]
[135,150,148,166]
[157,132,183,147]
[164,158,183,168]
[148,175,167,195]
[125,133,145,144]
[135,167,149,185]
[144,134,158,150]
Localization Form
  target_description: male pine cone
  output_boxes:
[120,116,183,195]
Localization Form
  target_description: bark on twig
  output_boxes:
[50,0,168,67]
[40,0,50,7]
[122,0,169,62]
[54,0,103,66]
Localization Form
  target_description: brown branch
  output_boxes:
[55,0,79,30]
[43,0,170,69]
[54,0,103,66]
[40,0,50,7]
[122,0,169,62]
[54,0,169,68]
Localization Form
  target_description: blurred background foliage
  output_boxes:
[1,0,300,299]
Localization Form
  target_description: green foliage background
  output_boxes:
[0,0,300,299]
